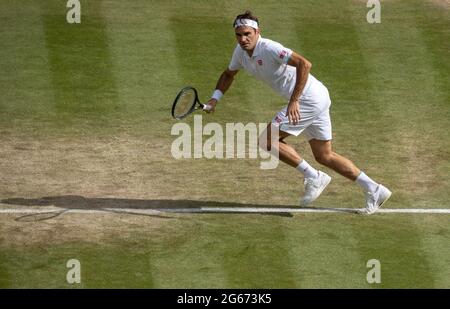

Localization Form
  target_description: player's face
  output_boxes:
[235,26,259,51]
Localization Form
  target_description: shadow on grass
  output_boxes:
[2,196,360,222]
[1,196,309,221]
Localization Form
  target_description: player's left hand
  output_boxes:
[287,101,300,125]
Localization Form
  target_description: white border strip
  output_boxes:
[0,207,449,214]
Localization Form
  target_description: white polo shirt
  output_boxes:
[228,36,314,101]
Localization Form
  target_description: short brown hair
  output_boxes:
[233,10,259,28]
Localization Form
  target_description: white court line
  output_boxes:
[0,207,449,214]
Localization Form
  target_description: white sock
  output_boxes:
[296,160,319,179]
[356,171,378,193]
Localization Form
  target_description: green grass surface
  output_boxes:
[1,212,448,288]
[0,0,449,288]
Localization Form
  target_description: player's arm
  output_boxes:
[204,69,239,113]
[286,52,312,124]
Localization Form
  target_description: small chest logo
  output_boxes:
[257,59,263,66]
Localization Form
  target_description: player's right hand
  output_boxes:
[203,99,218,113]
[287,100,300,125]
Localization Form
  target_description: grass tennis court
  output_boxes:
[0,0,449,288]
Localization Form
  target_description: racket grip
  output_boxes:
[202,104,213,111]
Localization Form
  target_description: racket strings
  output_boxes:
[173,90,196,118]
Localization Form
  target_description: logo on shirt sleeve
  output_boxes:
[279,50,287,59]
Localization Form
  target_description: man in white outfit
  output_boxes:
[204,11,391,214]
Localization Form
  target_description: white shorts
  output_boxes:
[271,80,332,141]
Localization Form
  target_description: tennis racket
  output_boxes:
[171,86,206,120]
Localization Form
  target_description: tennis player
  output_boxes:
[204,11,391,214]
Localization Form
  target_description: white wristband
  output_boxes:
[211,89,223,101]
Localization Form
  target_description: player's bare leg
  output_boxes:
[259,123,302,167]
[309,139,392,213]
[308,139,360,180]
[259,124,331,205]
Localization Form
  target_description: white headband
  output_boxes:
[234,18,259,29]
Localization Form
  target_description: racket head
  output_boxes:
[171,86,202,120]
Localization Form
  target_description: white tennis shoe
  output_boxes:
[301,171,331,206]
[360,184,392,215]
